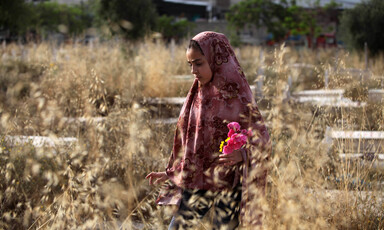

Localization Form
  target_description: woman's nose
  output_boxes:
[191,65,197,74]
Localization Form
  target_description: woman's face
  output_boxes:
[186,47,213,86]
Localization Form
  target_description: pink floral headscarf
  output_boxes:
[157,31,271,226]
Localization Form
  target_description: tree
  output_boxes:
[0,1,94,41]
[226,0,291,42]
[155,15,194,41]
[226,0,337,46]
[0,0,34,37]
[340,0,384,56]
[31,2,91,37]
[95,0,157,40]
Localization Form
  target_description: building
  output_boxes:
[24,0,365,45]
[26,0,86,3]
[155,0,363,20]
[152,0,364,45]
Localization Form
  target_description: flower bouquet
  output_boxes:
[219,122,251,154]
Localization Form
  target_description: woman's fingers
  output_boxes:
[146,172,156,185]
[218,155,232,162]
[145,172,167,185]
[149,177,153,185]
[218,156,235,165]
[145,172,153,179]
[154,177,165,185]
[219,153,231,158]
[218,150,243,165]
[219,153,236,160]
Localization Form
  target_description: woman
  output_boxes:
[146,31,271,229]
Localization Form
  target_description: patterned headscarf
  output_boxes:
[158,32,270,214]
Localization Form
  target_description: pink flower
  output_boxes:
[227,122,241,132]
[228,129,236,137]
[221,121,249,154]
[223,133,247,154]
[222,145,234,154]
[228,133,247,149]
[241,129,253,137]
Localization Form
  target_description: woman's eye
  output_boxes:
[187,62,202,68]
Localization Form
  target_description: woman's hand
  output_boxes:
[218,149,243,166]
[145,171,168,186]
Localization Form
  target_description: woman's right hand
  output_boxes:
[145,171,168,186]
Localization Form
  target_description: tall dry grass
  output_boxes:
[0,40,383,229]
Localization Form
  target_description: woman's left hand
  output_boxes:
[218,149,243,166]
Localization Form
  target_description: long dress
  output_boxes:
[156,31,271,227]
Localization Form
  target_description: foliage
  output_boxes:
[31,2,92,37]
[340,0,384,56]
[0,0,34,36]
[226,0,291,42]
[226,0,340,44]
[0,1,94,39]
[95,0,157,40]
[155,15,195,41]
[1,0,192,42]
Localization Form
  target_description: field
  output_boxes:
[0,39,384,229]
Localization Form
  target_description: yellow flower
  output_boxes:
[219,141,224,152]
[219,137,230,152]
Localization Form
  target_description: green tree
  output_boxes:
[31,2,91,37]
[0,0,34,36]
[226,0,336,45]
[95,0,157,40]
[226,0,291,42]
[155,15,194,41]
[340,0,384,56]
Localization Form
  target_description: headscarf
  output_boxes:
[157,31,271,226]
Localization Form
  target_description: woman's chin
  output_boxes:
[198,80,208,86]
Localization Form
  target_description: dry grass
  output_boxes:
[0,40,383,229]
